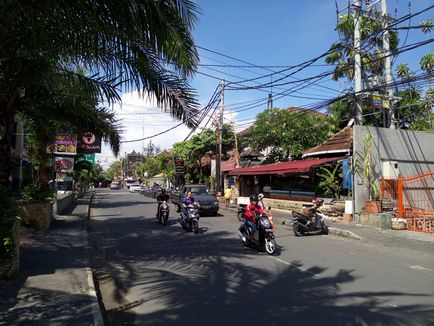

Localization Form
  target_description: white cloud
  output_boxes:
[95,92,250,169]
[96,91,192,168]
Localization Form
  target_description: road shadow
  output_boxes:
[88,211,434,326]
[0,210,94,325]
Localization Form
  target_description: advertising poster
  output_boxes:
[47,133,77,155]
[55,156,75,173]
[77,132,102,154]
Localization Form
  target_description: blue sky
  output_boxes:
[97,0,433,167]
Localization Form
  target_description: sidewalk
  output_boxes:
[219,205,434,254]
[0,192,103,326]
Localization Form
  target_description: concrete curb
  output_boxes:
[84,192,105,326]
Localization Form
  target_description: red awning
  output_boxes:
[228,157,345,176]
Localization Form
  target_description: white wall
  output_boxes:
[353,126,434,218]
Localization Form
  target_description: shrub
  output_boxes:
[0,186,20,258]
[22,183,54,202]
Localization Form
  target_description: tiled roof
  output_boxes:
[302,125,353,158]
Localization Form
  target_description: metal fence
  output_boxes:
[380,172,434,233]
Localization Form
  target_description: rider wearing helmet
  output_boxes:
[156,189,170,219]
[244,195,267,242]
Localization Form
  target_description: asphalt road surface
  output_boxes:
[89,189,434,326]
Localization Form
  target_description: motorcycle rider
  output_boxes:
[257,193,265,209]
[156,189,170,219]
[244,195,267,243]
[181,191,195,221]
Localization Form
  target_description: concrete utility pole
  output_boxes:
[267,93,273,110]
[354,0,363,125]
[215,79,224,194]
[381,0,395,128]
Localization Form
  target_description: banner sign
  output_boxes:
[372,95,382,109]
[55,156,75,173]
[47,133,77,155]
[77,132,102,154]
[77,154,95,164]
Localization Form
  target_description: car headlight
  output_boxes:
[213,201,218,205]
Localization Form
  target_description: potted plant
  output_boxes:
[18,183,55,231]
[354,132,381,213]
[0,186,21,280]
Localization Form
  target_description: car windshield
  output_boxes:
[189,187,208,195]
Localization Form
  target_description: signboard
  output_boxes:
[77,154,95,164]
[47,133,77,155]
[174,157,185,175]
[55,157,75,173]
[77,132,102,154]
[372,94,382,109]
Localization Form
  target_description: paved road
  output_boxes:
[89,189,434,326]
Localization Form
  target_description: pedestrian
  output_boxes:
[224,186,232,208]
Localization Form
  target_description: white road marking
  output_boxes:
[410,265,434,272]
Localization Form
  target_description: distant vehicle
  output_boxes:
[171,184,219,216]
[125,179,136,189]
[110,181,121,190]
[129,183,141,193]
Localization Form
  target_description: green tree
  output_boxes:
[251,108,336,162]
[317,163,343,199]
[325,14,398,81]
[394,55,434,130]
[171,124,235,182]
[106,161,123,181]
[0,0,201,186]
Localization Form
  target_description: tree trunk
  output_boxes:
[0,110,15,187]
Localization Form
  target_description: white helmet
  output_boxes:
[258,193,264,200]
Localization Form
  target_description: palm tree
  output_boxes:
[0,0,201,186]
[325,14,398,81]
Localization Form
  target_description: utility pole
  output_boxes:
[231,121,240,168]
[354,0,363,125]
[381,0,395,128]
[215,79,224,194]
[267,93,273,110]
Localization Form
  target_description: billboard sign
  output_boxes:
[55,156,75,173]
[77,154,96,164]
[47,133,77,155]
[77,132,102,154]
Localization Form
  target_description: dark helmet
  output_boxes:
[250,195,258,202]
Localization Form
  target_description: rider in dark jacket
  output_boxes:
[156,189,170,219]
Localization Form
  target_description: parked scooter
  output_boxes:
[178,203,200,234]
[157,200,170,226]
[238,213,277,255]
[292,198,329,236]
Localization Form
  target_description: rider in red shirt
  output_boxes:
[244,195,267,241]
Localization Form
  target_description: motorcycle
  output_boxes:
[157,200,170,226]
[178,203,200,234]
[238,213,277,255]
[292,198,329,236]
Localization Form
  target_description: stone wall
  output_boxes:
[54,192,75,214]
[18,201,53,231]
[360,212,392,229]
